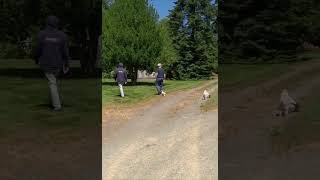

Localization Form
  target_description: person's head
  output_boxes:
[46,15,59,29]
[118,63,123,68]
[157,63,162,68]
[281,89,289,97]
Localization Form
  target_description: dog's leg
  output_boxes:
[285,106,289,116]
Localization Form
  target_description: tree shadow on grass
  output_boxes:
[0,68,101,79]
[102,81,155,86]
[34,103,52,109]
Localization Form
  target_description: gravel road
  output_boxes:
[103,80,218,180]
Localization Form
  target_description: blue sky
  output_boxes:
[149,0,175,20]
[149,0,216,20]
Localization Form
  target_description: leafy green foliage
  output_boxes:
[219,0,320,63]
[102,0,162,83]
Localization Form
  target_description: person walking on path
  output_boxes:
[155,63,165,95]
[115,63,128,97]
[34,15,70,111]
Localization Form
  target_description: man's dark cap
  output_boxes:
[47,15,59,29]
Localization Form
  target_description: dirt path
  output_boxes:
[103,80,217,180]
[220,60,320,180]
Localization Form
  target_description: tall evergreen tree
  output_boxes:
[157,18,178,79]
[219,0,319,63]
[102,0,162,83]
[168,0,217,80]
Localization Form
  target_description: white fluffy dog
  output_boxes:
[274,89,299,116]
[161,91,166,96]
[203,89,211,100]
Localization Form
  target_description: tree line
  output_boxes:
[102,0,217,82]
[0,0,101,72]
[219,0,320,63]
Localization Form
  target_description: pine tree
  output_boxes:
[219,0,317,63]
[168,0,217,80]
[157,18,178,79]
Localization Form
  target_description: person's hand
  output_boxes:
[63,64,69,74]
[34,59,39,65]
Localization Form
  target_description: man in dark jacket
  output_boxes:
[115,63,127,97]
[35,15,69,111]
[155,63,165,95]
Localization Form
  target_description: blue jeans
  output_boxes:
[156,78,163,94]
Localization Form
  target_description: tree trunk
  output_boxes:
[131,67,138,85]
[79,27,100,75]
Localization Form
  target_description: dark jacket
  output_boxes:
[156,68,165,79]
[35,16,69,72]
[115,66,127,85]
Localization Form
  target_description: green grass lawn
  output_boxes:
[0,59,100,138]
[102,78,209,108]
[220,64,291,91]
[220,51,320,91]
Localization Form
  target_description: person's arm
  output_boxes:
[125,70,128,83]
[163,69,165,81]
[62,34,70,67]
[61,34,70,74]
[155,69,159,79]
[114,69,118,81]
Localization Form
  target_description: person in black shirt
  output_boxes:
[115,63,128,97]
[34,15,69,111]
[155,63,165,95]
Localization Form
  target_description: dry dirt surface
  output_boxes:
[0,130,101,180]
[103,80,218,180]
[219,60,320,180]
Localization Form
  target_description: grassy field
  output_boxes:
[0,59,100,138]
[220,63,291,91]
[102,78,210,108]
[220,51,320,91]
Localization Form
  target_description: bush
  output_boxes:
[102,71,115,79]
[0,43,26,58]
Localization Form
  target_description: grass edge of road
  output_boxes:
[200,82,218,112]
[220,51,320,91]
[271,87,320,153]
[103,78,217,109]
